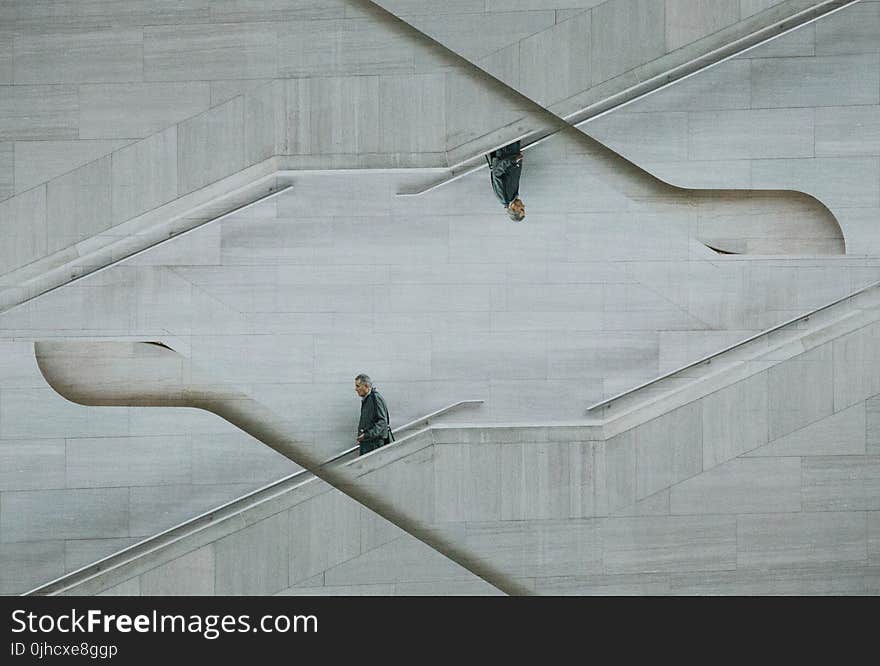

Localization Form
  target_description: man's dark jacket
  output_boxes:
[488,141,522,206]
[358,389,391,455]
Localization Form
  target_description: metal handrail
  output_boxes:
[397,0,859,198]
[23,399,483,596]
[586,279,880,412]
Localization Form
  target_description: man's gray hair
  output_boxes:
[354,373,372,387]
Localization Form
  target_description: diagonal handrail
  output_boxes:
[397,0,860,198]
[586,279,880,412]
[23,399,483,596]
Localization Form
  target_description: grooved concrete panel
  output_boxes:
[688,108,814,160]
[745,402,866,456]
[111,126,178,224]
[603,431,636,514]
[519,10,592,107]
[288,490,361,586]
[591,0,666,84]
[144,23,277,81]
[214,512,289,595]
[702,372,768,469]
[0,85,78,141]
[833,322,880,410]
[66,436,191,488]
[177,96,244,193]
[767,343,834,440]
[815,1,880,55]
[669,457,801,514]
[815,106,880,157]
[802,456,880,511]
[1,488,129,542]
[309,76,381,154]
[65,538,138,572]
[79,82,211,140]
[600,515,737,574]
[434,443,503,522]
[750,157,880,210]
[209,0,346,22]
[499,442,578,520]
[140,545,215,595]
[378,73,446,153]
[405,11,556,63]
[128,483,253,538]
[0,541,65,595]
[14,139,132,195]
[0,32,11,84]
[323,535,477,586]
[635,402,703,500]
[750,54,880,108]
[737,512,867,569]
[14,28,144,84]
[191,431,297,486]
[665,0,739,52]
[0,185,47,272]
[0,439,65,491]
[0,142,12,199]
[868,396,880,455]
[46,156,113,253]
[628,60,751,112]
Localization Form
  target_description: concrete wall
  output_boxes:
[3,0,880,594]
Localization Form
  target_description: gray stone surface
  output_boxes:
[288,490,361,586]
[590,0,666,84]
[702,372,768,469]
[746,402,865,456]
[177,96,244,193]
[0,141,11,200]
[66,435,191,488]
[14,28,143,84]
[600,515,737,574]
[802,456,880,511]
[144,22,277,81]
[635,402,703,500]
[669,457,801,514]
[0,439,65,492]
[750,54,880,108]
[79,82,211,139]
[737,511,868,569]
[1,488,129,542]
[767,343,834,440]
[0,85,78,141]
[111,126,178,223]
[14,139,132,194]
[665,0,740,52]
[46,156,113,253]
[0,185,47,272]
[140,545,215,595]
[214,511,289,595]
[0,541,65,594]
[520,10,592,107]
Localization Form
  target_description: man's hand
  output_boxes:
[356,430,365,443]
[515,152,523,162]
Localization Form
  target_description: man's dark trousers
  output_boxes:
[358,389,391,455]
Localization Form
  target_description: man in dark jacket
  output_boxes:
[354,373,392,455]
[487,140,526,222]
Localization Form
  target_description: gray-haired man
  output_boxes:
[354,373,392,455]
